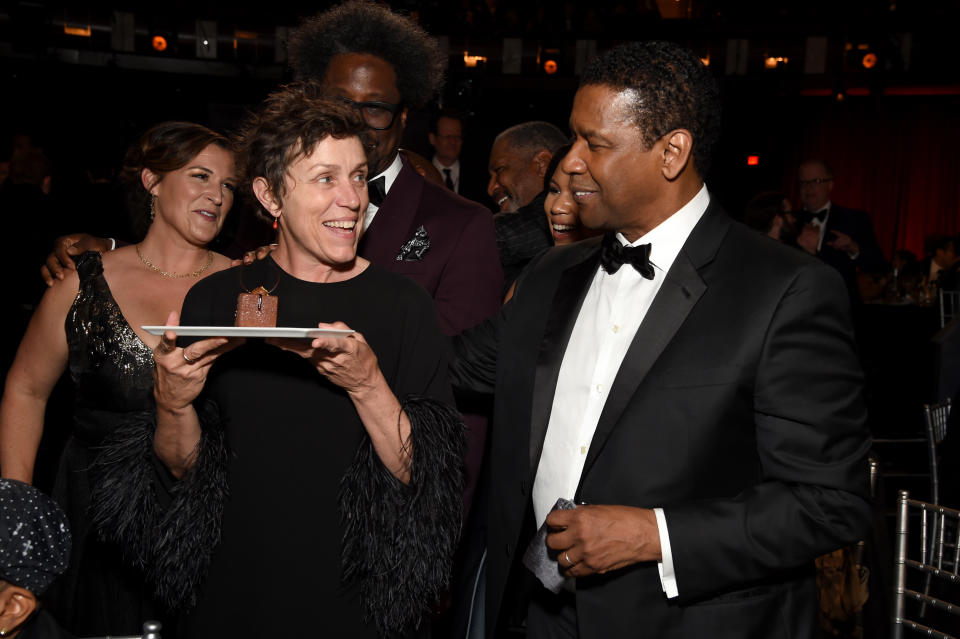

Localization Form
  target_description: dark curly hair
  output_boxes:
[239,81,366,220]
[581,41,721,178]
[120,121,234,239]
[288,1,444,110]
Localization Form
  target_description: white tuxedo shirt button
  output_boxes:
[580,445,587,455]
[612,324,620,333]
[596,383,605,393]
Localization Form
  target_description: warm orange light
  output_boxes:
[463,52,487,68]
[152,35,168,52]
[63,25,91,37]
[764,56,789,69]
[700,54,710,67]
[544,60,558,74]
[747,155,759,166]
[862,53,878,69]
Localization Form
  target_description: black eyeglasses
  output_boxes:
[798,177,832,187]
[337,97,403,130]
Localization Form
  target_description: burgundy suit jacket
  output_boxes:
[359,155,503,337]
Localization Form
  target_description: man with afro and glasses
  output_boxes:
[289,1,502,520]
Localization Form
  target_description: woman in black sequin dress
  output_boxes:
[0,121,238,636]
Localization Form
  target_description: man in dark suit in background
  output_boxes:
[796,159,885,300]
[428,109,488,204]
[452,41,872,638]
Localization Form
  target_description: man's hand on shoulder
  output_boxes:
[232,243,277,267]
[546,505,661,578]
[41,233,113,286]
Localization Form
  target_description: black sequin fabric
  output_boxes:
[64,252,154,444]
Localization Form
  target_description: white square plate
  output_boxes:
[142,326,355,338]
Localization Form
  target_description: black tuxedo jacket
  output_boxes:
[452,203,873,639]
[812,205,885,298]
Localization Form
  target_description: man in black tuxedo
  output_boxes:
[796,159,885,299]
[452,41,872,639]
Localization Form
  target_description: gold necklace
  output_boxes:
[136,244,214,279]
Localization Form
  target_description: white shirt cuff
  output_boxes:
[654,507,679,599]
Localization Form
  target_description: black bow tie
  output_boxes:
[600,232,655,279]
[368,176,387,207]
[806,209,826,224]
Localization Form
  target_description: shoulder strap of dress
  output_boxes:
[73,250,105,281]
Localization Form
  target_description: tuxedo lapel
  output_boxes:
[528,242,602,473]
[579,204,729,479]
[357,157,423,264]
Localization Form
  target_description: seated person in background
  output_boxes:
[922,234,958,292]
[0,478,72,639]
[877,249,923,302]
[742,190,798,244]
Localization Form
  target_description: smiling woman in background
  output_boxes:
[542,143,600,247]
[93,84,465,639]
[0,121,237,636]
[503,144,600,303]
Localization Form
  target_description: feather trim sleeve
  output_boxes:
[88,409,162,570]
[339,395,466,638]
[88,398,229,610]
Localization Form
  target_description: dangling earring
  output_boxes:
[150,196,157,221]
[272,211,279,231]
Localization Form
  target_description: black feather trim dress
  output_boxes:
[92,258,465,638]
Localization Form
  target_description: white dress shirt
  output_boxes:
[532,184,711,599]
[809,202,831,252]
[432,156,460,193]
[364,153,404,232]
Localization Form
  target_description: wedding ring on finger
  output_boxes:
[183,350,198,364]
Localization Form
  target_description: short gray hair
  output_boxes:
[495,121,568,160]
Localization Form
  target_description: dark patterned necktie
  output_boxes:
[443,168,455,191]
[368,176,387,207]
[599,232,654,279]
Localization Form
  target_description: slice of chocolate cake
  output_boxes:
[235,286,278,327]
